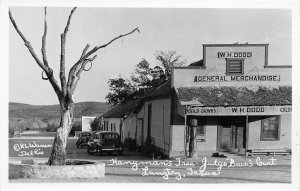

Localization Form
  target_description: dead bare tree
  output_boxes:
[9,7,139,165]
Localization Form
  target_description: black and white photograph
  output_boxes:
[1,0,300,191]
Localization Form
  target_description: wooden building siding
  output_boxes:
[123,114,137,140]
[103,118,122,136]
[169,125,185,157]
[143,98,171,155]
[248,114,291,150]
[196,117,218,150]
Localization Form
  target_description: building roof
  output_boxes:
[189,59,203,67]
[176,86,292,106]
[145,79,172,99]
[101,80,172,118]
[132,80,172,114]
[101,99,141,118]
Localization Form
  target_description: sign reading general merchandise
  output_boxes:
[194,75,280,82]
[186,106,292,116]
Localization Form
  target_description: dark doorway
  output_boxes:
[218,117,246,151]
[146,104,152,140]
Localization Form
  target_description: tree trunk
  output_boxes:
[48,105,74,165]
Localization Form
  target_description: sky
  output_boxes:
[9,7,292,105]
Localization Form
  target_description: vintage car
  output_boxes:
[76,131,92,148]
[87,131,123,155]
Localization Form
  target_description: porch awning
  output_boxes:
[175,86,292,116]
[175,86,292,107]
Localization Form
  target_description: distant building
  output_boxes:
[100,100,140,142]
[81,116,96,132]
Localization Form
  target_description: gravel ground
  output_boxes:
[9,137,292,183]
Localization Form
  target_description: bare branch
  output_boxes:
[80,44,90,59]
[78,27,140,65]
[66,27,139,95]
[9,9,62,99]
[9,9,46,71]
[69,55,97,94]
[41,7,49,67]
[66,44,89,89]
[60,7,77,97]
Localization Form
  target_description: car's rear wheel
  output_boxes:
[87,146,94,155]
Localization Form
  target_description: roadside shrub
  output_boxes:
[90,117,103,131]
[70,125,82,136]
[45,123,58,132]
[9,126,15,138]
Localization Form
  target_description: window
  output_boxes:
[111,123,116,132]
[226,58,244,75]
[105,121,108,131]
[261,116,280,141]
[196,125,206,142]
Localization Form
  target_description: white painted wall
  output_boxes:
[172,45,291,88]
[142,98,171,155]
[103,118,122,135]
[248,114,291,150]
[169,125,185,157]
[123,114,137,140]
[196,125,218,151]
[81,116,96,132]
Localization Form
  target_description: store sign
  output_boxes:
[217,52,252,58]
[186,106,292,116]
[194,75,280,82]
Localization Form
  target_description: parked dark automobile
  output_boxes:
[76,131,92,148]
[87,131,123,155]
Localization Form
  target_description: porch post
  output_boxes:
[184,106,187,158]
[245,114,249,158]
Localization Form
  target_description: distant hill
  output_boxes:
[9,102,111,132]
[9,101,110,119]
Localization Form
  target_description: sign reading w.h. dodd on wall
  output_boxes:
[217,51,252,58]
[186,106,292,116]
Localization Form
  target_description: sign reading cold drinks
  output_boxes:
[186,106,292,116]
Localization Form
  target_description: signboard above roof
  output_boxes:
[217,51,252,58]
[203,44,268,68]
[172,44,291,87]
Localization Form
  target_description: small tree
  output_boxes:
[130,59,153,86]
[106,51,185,106]
[155,50,186,79]
[9,7,139,165]
[90,117,103,131]
[105,77,136,105]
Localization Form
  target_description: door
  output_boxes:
[218,123,246,151]
[220,125,232,151]
[137,118,143,147]
[235,123,246,149]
